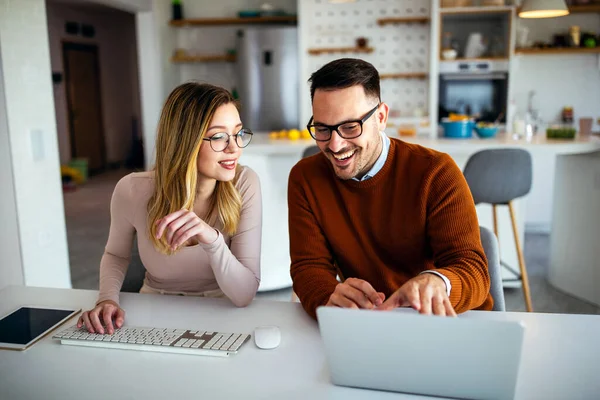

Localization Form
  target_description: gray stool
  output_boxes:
[479,226,505,311]
[463,149,533,312]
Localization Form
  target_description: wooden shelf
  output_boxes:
[380,72,428,80]
[377,17,429,26]
[440,6,514,15]
[439,57,509,61]
[171,54,236,63]
[308,47,374,55]
[568,4,600,13]
[515,47,600,55]
[169,16,297,27]
[517,4,600,15]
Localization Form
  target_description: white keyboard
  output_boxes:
[52,325,251,357]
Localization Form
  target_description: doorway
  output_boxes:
[62,42,106,173]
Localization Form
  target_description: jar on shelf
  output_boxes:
[562,106,574,124]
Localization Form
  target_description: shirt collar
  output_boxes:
[352,131,390,182]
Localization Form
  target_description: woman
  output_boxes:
[78,82,262,334]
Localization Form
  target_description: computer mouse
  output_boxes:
[253,325,280,350]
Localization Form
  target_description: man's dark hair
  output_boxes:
[308,58,381,102]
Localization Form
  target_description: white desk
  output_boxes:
[1,286,599,400]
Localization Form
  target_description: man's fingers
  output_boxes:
[345,278,382,306]
[341,285,376,309]
[378,290,403,311]
[431,296,446,316]
[405,284,421,311]
[328,293,359,309]
[444,298,457,317]
[419,288,433,315]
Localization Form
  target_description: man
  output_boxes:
[288,58,492,319]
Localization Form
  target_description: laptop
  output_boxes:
[316,307,525,400]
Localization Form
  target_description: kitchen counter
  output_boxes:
[241,132,600,308]
[244,132,600,156]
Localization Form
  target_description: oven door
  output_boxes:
[438,72,508,123]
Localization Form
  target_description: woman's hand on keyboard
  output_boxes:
[77,300,125,335]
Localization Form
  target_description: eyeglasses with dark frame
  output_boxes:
[202,128,254,152]
[306,104,380,142]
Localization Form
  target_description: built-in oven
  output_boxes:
[438,60,508,124]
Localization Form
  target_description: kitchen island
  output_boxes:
[241,132,600,307]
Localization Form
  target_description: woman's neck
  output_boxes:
[195,176,217,203]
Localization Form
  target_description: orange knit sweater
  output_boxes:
[288,138,492,319]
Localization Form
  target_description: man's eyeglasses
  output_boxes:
[306,104,380,142]
[202,128,253,152]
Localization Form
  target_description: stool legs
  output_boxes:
[508,201,533,312]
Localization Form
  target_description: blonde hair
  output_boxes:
[147,82,243,254]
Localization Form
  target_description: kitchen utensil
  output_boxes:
[570,26,581,47]
[475,124,498,138]
[494,112,504,124]
[579,117,593,137]
[517,26,530,49]
[465,33,487,59]
[442,49,458,60]
[441,119,475,138]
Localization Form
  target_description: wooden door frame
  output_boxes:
[62,41,107,171]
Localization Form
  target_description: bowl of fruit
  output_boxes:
[269,129,312,141]
[474,122,498,138]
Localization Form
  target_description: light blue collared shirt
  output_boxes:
[352,131,390,182]
[350,131,452,296]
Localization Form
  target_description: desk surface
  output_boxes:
[1,286,599,400]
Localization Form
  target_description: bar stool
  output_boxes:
[463,149,533,312]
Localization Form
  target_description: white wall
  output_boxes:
[513,13,600,128]
[511,13,600,231]
[133,0,298,166]
[298,0,432,129]
[171,0,297,89]
[0,0,71,288]
[46,1,142,165]
[0,47,24,290]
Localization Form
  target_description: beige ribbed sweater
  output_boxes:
[97,166,262,307]
[288,138,492,319]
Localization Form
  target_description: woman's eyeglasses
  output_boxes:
[202,129,254,152]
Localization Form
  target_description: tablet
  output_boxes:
[0,306,80,351]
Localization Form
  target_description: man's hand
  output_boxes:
[326,278,385,309]
[378,273,457,316]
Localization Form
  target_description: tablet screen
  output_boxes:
[0,307,77,346]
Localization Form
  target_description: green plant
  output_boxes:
[547,127,576,139]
